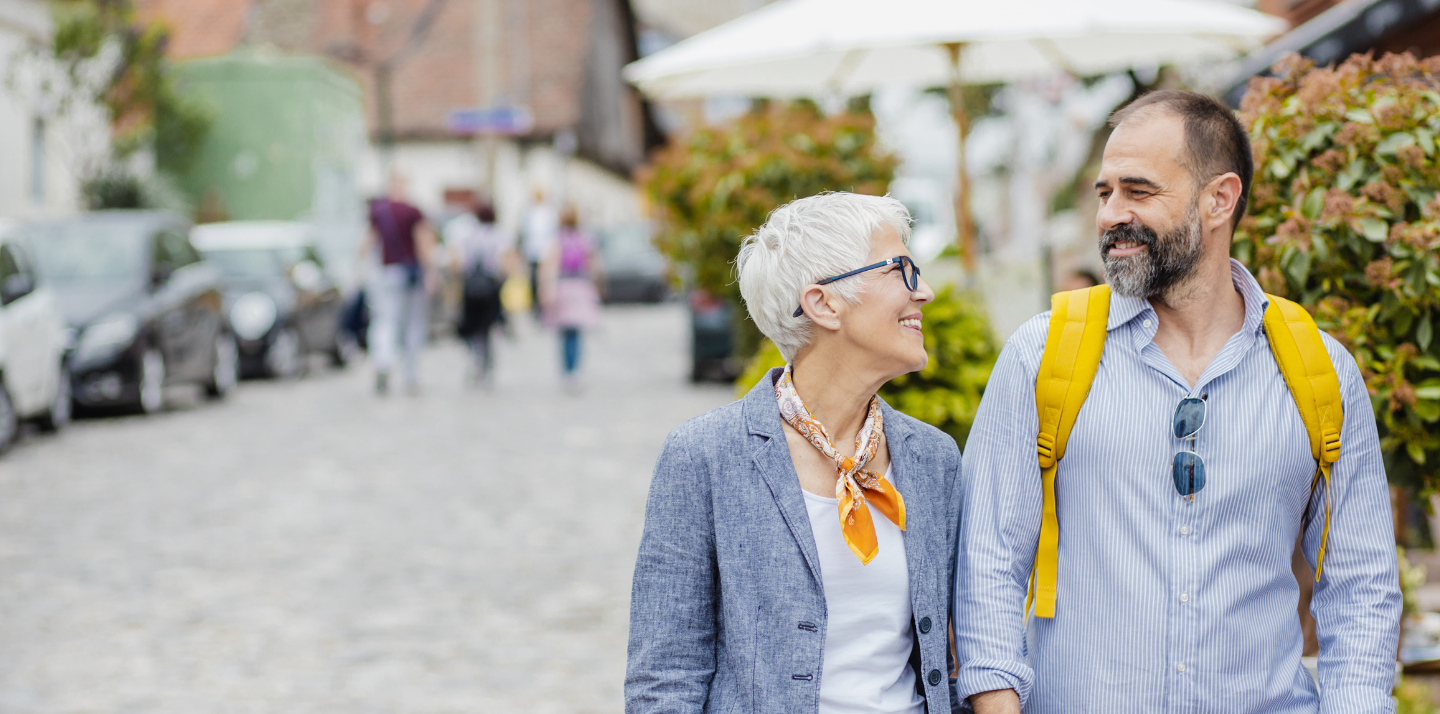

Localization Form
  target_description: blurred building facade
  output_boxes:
[1228,0,1440,102]
[136,0,661,233]
[0,0,84,220]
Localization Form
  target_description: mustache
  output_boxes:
[1101,222,1159,253]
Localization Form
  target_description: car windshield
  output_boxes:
[206,248,284,279]
[28,220,150,282]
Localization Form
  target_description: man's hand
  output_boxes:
[970,688,1021,714]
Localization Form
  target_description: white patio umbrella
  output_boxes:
[625,0,1285,268]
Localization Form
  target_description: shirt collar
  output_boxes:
[1104,258,1270,335]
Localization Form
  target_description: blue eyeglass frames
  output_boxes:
[792,256,921,318]
[1172,394,1207,500]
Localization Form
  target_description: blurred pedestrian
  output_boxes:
[360,174,438,396]
[522,188,559,318]
[446,200,514,387]
[539,206,602,389]
[626,193,959,713]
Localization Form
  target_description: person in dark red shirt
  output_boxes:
[360,173,438,395]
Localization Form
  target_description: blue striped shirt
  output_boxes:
[955,260,1400,713]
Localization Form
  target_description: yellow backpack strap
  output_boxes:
[1027,285,1110,620]
[1262,294,1343,581]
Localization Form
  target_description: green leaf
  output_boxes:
[1414,356,1440,371]
[1421,314,1434,353]
[1282,245,1312,289]
[1338,159,1367,191]
[1378,131,1417,155]
[1346,108,1375,124]
[1269,157,1292,180]
[1416,379,1440,400]
[1417,128,1436,156]
[1408,441,1427,465]
[1416,400,1440,422]
[1358,218,1390,242]
[1302,188,1324,220]
[1301,123,1338,152]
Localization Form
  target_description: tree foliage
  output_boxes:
[641,101,897,356]
[1236,53,1440,494]
[737,285,999,448]
[50,0,211,180]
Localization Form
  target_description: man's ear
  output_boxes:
[798,284,842,332]
[1205,173,1243,232]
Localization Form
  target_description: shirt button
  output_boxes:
[928,669,942,686]
[1143,319,1153,329]
[918,616,932,634]
[1180,525,1190,535]
[1176,662,1186,672]
[1180,592,1190,603]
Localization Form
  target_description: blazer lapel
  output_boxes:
[743,368,823,586]
[881,401,935,599]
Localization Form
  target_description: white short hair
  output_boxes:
[736,192,912,362]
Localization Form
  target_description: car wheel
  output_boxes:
[35,361,72,432]
[0,380,17,454]
[204,333,239,399]
[265,327,303,380]
[137,348,166,414]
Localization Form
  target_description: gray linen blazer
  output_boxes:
[625,367,962,714]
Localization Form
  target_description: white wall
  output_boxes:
[0,0,83,220]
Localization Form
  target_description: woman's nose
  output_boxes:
[913,275,935,305]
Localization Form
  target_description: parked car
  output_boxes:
[0,222,71,451]
[596,222,669,303]
[27,211,237,414]
[192,221,347,378]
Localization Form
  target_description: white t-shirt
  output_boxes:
[521,204,559,262]
[802,466,926,714]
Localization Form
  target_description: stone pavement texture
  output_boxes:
[0,304,733,714]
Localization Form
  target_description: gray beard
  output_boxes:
[1100,203,1203,299]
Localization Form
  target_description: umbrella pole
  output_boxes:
[945,42,976,274]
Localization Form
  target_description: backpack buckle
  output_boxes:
[1037,433,1056,468]
[1321,428,1341,463]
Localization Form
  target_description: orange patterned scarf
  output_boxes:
[775,365,906,564]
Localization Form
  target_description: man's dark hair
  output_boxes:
[1109,89,1253,230]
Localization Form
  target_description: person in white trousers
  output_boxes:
[361,175,438,395]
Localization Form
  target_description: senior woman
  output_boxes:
[625,192,962,714]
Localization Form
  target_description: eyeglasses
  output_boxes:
[792,256,921,318]
[1172,394,1207,500]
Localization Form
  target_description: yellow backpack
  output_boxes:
[1026,284,1344,620]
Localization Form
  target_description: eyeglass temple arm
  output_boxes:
[791,258,911,318]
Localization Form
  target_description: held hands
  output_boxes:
[970,689,1021,714]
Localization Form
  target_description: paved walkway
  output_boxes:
[0,304,733,714]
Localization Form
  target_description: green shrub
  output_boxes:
[641,101,897,358]
[1236,53,1440,495]
[736,285,999,448]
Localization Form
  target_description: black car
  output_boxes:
[597,222,669,303]
[27,211,238,414]
[191,221,347,378]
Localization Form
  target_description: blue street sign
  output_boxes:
[447,106,535,135]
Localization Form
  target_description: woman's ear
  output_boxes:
[798,284,843,332]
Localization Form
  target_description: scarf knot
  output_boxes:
[775,365,906,564]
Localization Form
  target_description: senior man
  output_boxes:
[956,90,1400,713]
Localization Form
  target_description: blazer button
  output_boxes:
[927,669,942,687]
[918,616,932,634]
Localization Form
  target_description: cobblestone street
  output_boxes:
[0,304,732,714]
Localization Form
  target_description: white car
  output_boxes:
[0,222,70,451]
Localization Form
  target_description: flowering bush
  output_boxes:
[736,285,999,448]
[1236,53,1440,494]
[641,102,896,357]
